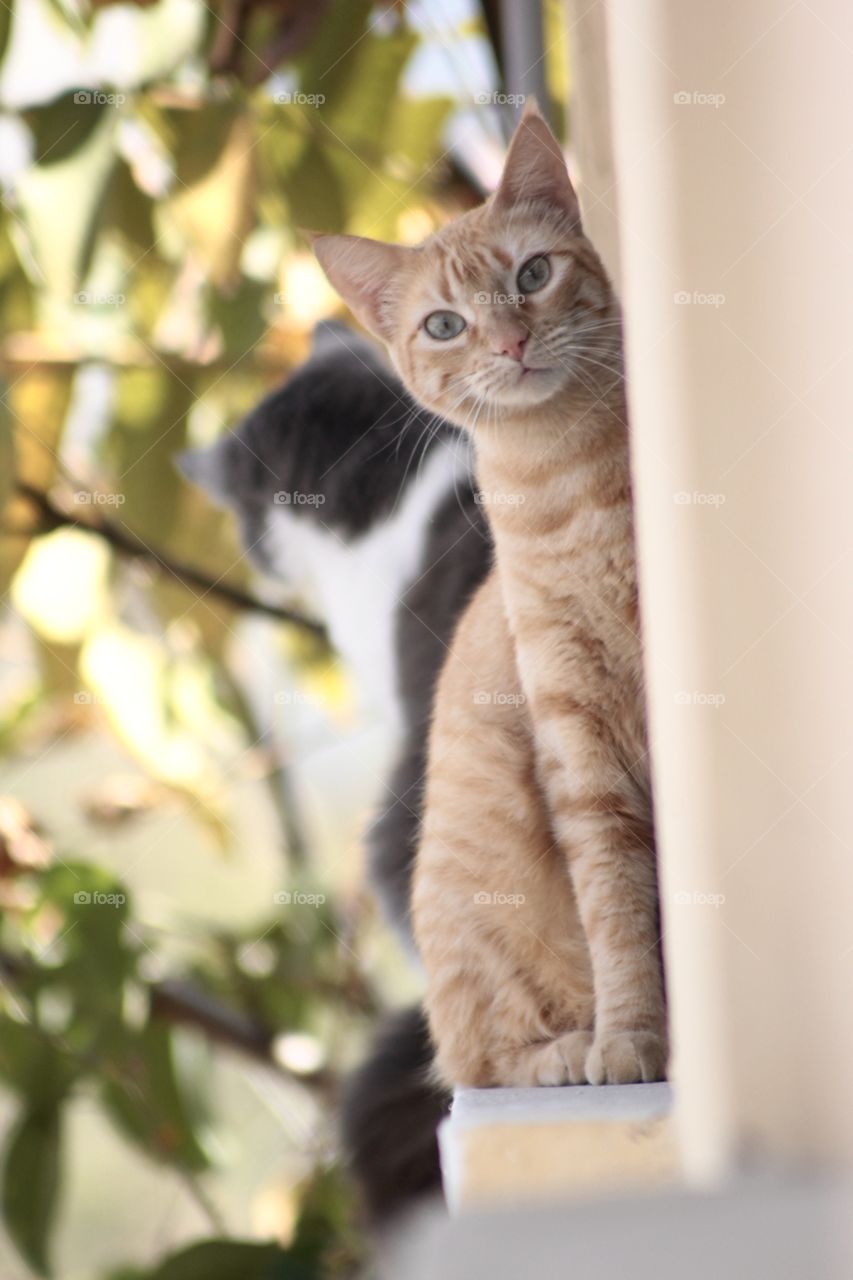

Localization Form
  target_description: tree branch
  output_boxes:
[0,948,334,1096]
[149,979,335,1096]
[13,482,328,640]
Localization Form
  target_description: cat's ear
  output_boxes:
[311,233,415,341]
[310,318,379,363]
[310,319,354,357]
[175,438,234,509]
[493,99,582,230]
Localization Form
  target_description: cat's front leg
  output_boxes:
[537,729,668,1084]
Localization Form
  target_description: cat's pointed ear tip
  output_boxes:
[174,439,234,507]
[521,95,543,120]
[174,442,219,486]
[302,229,343,262]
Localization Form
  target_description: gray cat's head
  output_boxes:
[177,319,449,575]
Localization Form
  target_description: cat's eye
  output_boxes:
[517,255,551,294]
[424,310,466,340]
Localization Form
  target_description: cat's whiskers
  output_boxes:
[536,317,624,395]
[392,408,455,514]
[391,369,488,515]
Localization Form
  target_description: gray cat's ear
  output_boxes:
[311,233,416,341]
[493,99,582,230]
[175,439,233,508]
[310,318,375,360]
[310,319,349,355]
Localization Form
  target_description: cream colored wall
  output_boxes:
[593,0,853,1177]
[564,0,622,286]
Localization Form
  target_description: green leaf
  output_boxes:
[0,1016,77,1108]
[100,157,158,256]
[100,1022,211,1172]
[14,105,117,297]
[312,25,418,147]
[105,367,193,547]
[150,1240,315,1280]
[281,145,344,234]
[0,3,11,68]
[157,102,240,188]
[208,276,267,359]
[294,0,374,109]
[2,1104,62,1278]
[290,1164,355,1263]
[0,406,16,513]
[24,92,108,166]
[386,96,455,172]
[39,861,133,1026]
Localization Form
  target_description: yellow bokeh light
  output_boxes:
[80,624,206,785]
[11,527,110,645]
[276,253,340,328]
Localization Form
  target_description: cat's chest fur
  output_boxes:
[263,439,468,729]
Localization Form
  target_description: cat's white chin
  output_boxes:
[492,366,567,409]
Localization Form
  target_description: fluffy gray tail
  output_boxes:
[340,1004,449,1229]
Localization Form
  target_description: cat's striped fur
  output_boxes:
[314,102,667,1087]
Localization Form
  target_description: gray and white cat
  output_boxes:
[179,319,491,932]
[178,319,491,1224]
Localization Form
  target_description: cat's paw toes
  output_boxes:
[530,1030,593,1085]
[555,1030,594,1084]
[585,1030,667,1085]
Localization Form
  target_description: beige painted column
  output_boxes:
[564,0,621,286]
[602,0,853,1177]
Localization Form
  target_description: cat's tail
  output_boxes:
[340,1003,449,1230]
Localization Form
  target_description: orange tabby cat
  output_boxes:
[313,103,667,1087]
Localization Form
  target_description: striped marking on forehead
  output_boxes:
[560,239,610,287]
[432,241,498,296]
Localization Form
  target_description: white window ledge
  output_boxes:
[440,1083,676,1212]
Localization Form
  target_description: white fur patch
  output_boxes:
[264,438,471,731]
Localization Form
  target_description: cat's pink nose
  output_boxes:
[494,331,528,362]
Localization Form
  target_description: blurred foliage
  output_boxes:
[0,0,569,1274]
[0,793,374,1275]
[0,0,478,1272]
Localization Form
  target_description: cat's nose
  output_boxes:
[494,330,528,362]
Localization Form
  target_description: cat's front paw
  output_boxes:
[585,1030,667,1085]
